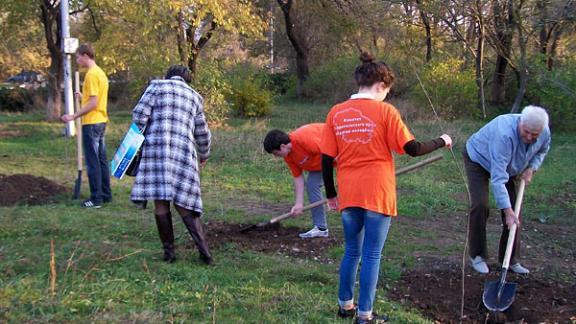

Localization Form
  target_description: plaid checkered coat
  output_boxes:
[130,76,211,213]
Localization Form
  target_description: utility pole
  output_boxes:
[61,0,77,137]
[269,1,274,74]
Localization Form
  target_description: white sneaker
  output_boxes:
[469,256,489,274]
[299,226,329,238]
[509,263,530,274]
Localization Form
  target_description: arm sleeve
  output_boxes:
[403,138,446,157]
[489,135,514,209]
[322,154,337,198]
[386,107,415,154]
[285,158,303,177]
[132,83,156,131]
[193,96,211,161]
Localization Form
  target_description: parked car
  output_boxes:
[5,70,46,89]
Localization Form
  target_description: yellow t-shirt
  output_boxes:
[81,65,109,125]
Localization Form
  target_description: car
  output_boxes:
[5,70,46,89]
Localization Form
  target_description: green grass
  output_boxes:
[1,101,575,322]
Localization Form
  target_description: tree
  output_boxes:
[276,0,309,97]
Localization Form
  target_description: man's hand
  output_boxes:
[521,168,534,184]
[327,197,339,211]
[503,207,519,228]
[440,134,453,148]
[61,114,75,123]
[290,203,304,216]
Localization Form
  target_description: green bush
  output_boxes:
[408,58,477,120]
[527,57,576,131]
[226,66,272,118]
[303,54,358,103]
[0,86,43,112]
[193,60,232,126]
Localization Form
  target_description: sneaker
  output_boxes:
[299,226,329,238]
[337,305,356,318]
[469,256,489,274]
[356,312,389,324]
[81,199,101,209]
[509,263,530,274]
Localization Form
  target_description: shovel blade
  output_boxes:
[72,171,82,199]
[482,280,517,312]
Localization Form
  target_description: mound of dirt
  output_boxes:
[203,221,342,263]
[387,258,576,323]
[0,174,68,206]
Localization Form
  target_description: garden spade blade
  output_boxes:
[482,179,526,313]
[482,273,517,312]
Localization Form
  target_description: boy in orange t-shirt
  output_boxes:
[321,52,452,324]
[263,123,329,238]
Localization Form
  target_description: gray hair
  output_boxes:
[520,105,549,130]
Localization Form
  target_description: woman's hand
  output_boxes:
[440,134,453,148]
[327,197,339,211]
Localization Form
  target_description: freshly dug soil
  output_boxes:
[204,220,341,264]
[386,257,576,323]
[0,174,68,206]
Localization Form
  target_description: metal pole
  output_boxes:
[61,0,75,137]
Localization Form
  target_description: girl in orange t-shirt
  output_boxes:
[321,52,452,324]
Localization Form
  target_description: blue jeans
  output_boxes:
[338,208,392,317]
[306,171,327,229]
[82,123,111,204]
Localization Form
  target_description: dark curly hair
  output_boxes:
[263,129,290,153]
[354,52,395,88]
[165,65,192,83]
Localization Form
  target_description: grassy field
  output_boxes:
[0,101,574,323]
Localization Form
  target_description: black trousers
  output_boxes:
[463,148,522,264]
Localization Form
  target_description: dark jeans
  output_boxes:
[463,148,521,264]
[83,123,111,204]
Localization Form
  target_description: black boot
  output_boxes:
[181,212,212,265]
[154,212,176,263]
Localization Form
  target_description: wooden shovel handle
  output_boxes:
[268,154,443,224]
[396,154,443,176]
[74,71,83,171]
[269,199,327,224]
[501,179,526,269]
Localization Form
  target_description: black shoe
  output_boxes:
[355,312,389,324]
[337,305,356,318]
[81,199,101,209]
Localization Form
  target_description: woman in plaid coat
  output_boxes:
[130,65,212,264]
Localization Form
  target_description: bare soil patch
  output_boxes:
[387,257,576,323]
[221,199,575,323]
[204,220,341,264]
[0,174,67,206]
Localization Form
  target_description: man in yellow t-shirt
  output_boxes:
[61,43,111,208]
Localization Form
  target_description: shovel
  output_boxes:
[482,179,526,312]
[240,154,443,233]
[72,71,83,199]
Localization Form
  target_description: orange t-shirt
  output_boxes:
[320,97,415,216]
[284,123,324,177]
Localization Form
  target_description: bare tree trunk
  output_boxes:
[176,10,189,64]
[490,0,514,105]
[475,0,487,118]
[180,18,217,76]
[40,0,63,121]
[277,0,309,97]
[416,0,432,62]
[511,1,528,113]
